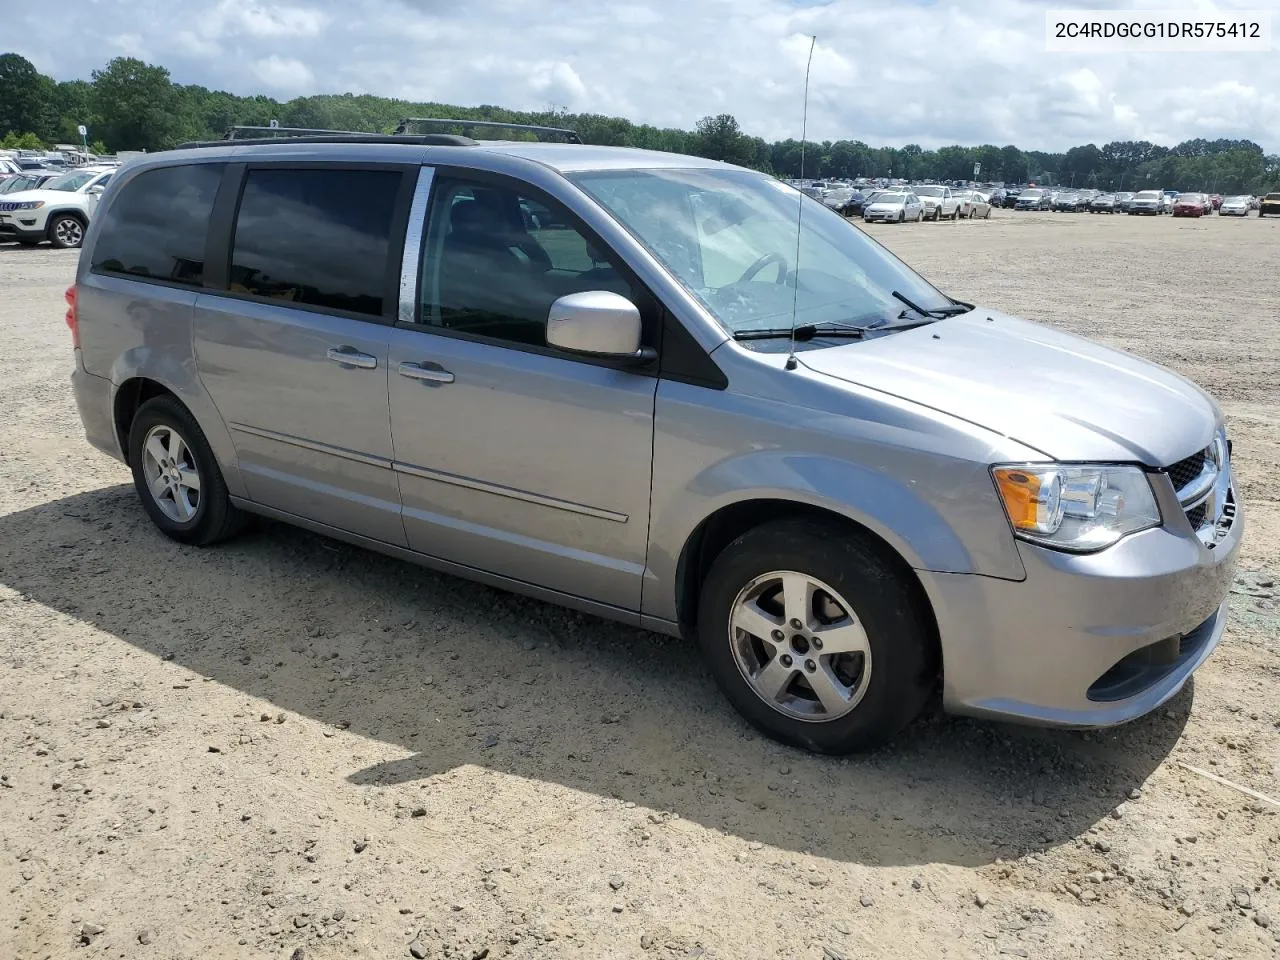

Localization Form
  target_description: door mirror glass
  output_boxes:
[546,291,641,357]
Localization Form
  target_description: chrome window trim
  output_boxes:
[398,165,435,325]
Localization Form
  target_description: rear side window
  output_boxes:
[230,168,402,318]
[90,164,223,286]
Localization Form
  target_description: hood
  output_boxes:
[797,310,1218,466]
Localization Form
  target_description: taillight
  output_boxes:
[65,285,80,349]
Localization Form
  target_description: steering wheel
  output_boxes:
[739,252,789,285]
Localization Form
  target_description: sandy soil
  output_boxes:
[1,211,1278,960]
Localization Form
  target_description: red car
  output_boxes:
[1172,192,1208,217]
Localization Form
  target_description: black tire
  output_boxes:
[898,211,904,223]
[128,396,245,546]
[47,213,86,249]
[696,518,934,753]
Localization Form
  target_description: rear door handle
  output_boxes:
[327,346,378,369]
[398,361,455,384]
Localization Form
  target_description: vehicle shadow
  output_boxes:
[0,485,1191,867]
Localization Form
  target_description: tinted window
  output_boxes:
[231,168,402,318]
[91,164,223,286]
[418,176,638,348]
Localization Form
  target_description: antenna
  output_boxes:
[785,35,817,372]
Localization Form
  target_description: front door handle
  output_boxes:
[327,346,378,369]
[398,361,455,384]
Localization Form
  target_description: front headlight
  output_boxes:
[13,201,44,210]
[991,464,1161,552]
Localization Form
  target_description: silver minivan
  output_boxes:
[67,125,1242,753]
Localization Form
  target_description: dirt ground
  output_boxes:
[1,211,1278,960]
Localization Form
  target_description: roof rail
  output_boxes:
[222,125,371,140]
[393,117,582,144]
[175,128,478,150]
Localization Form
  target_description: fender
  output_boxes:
[641,376,1036,625]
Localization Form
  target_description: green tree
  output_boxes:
[691,114,756,167]
[0,53,56,140]
[1,131,44,149]
[90,57,183,151]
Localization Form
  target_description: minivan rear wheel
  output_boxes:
[128,396,245,545]
[697,519,933,753]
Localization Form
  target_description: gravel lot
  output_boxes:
[2,212,1278,960]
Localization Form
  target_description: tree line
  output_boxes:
[2,52,1277,194]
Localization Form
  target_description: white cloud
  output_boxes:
[252,55,315,92]
[9,0,1280,152]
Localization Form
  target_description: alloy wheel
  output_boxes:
[53,218,83,247]
[141,424,202,522]
[728,571,872,722]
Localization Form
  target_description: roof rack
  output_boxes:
[393,117,582,144]
[174,125,479,150]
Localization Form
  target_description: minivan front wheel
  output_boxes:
[128,396,245,545]
[697,519,933,753]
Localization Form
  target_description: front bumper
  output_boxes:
[923,487,1243,728]
[0,217,46,241]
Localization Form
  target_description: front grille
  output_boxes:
[1185,503,1207,528]
[1167,450,1207,491]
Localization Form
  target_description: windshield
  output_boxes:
[43,170,97,192]
[569,167,953,337]
[1266,193,1280,201]
[1135,191,1159,199]
[914,186,945,198]
[1178,194,1203,202]
[1020,190,1044,198]
[870,193,904,204]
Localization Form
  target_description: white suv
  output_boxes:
[0,166,114,248]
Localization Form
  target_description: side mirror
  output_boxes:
[547,291,650,362]
[86,185,105,196]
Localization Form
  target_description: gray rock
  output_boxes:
[293,916,308,928]
[1111,804,1126,820]
[1093,839,1111,853]
[482,733,499,749]
[1255,910,1272,929]
[81,922,105,937]
[137,929,154,945]
[640,933,654,949]
[411,807,427,818]
[331,909,345,922]
[1128,787,1142,800]
[976,893,990,908]
[608,875,625,891]
[911,878,923,890]
[290,950,306,960]
[1232,888,1251,909]
[1179,900,1196,917]
[353,840,368,853]
[859,893,875,908]
[409,943,428,960]
[95,719,111,729]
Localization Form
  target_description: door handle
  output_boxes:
[327,346,378,369]
[398,361,455,384]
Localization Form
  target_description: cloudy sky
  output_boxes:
[10,0,1279,152]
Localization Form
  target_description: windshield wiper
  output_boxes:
[891,289,972,320]
[732,323,867,342]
